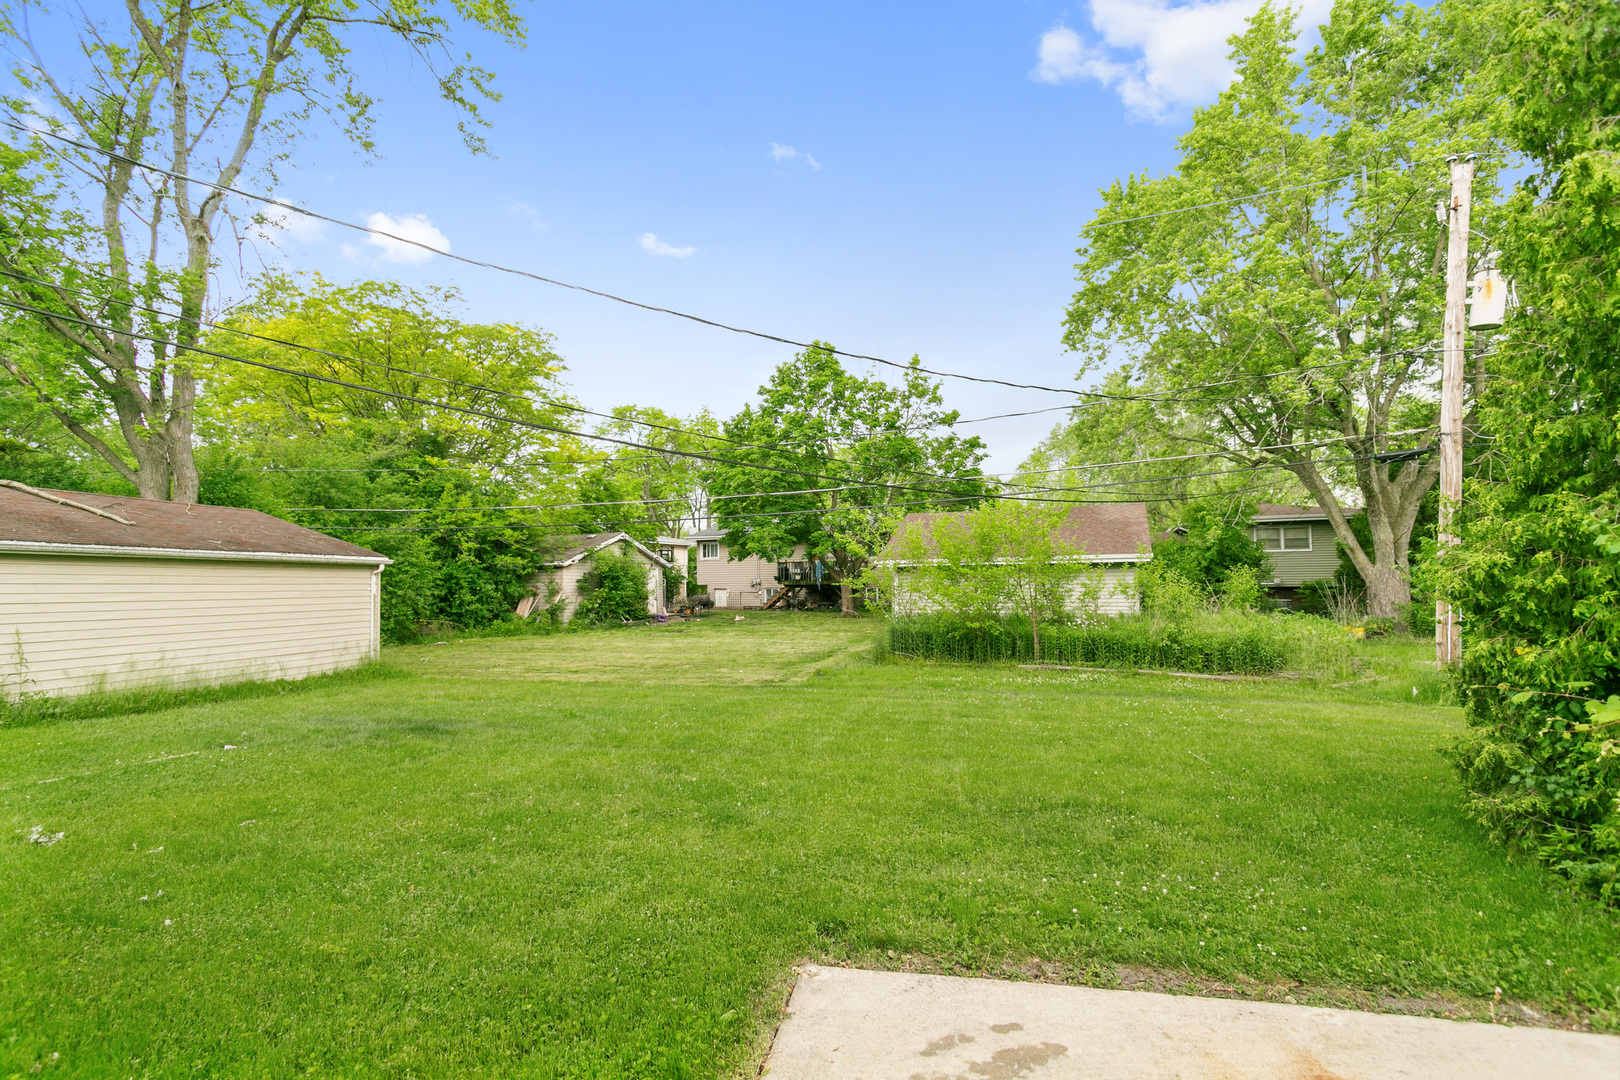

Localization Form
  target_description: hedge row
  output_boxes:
[883,616,1288,676]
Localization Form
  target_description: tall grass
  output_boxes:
[880,614,1288,675]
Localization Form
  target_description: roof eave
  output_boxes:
[0,539,391,566]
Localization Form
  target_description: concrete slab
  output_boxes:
[762,966,1620,1079]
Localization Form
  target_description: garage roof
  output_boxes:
[0,482,388,565]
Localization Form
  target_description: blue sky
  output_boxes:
[32,0,1332,472]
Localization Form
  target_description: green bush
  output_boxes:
[883,614,1288,676]
[571,546,652,626]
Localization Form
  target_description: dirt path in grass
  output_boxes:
[389,611,875,685]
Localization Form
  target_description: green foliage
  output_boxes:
[709,343,990,614]
[1219,564,1264,612]
[1135,564,1206,624]
[1150,502,1269,593]
[1063,0,1508,615]
[190,275,580,644]
[890,502,1106,661]
[884,614,1287,675]
[571,546,652,626]
[0,0,526,499]
[1427,0,1620,903]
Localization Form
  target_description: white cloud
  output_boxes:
[638,232,696,258]
[509,201,547,231]
[362,212,451,264]
[252,200,327,244]
[770,143,822,170]
[1033,0,1333,120]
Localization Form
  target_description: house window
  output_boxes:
[699,541,720,560]
[659,546,675,563]
[1254,524,1311,551]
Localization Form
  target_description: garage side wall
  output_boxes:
[0,554,378,699]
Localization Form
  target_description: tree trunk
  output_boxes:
[1031,608,1042,664]
[839,577,856,617]
[1290,456,1436,620]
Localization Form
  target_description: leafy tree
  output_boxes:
[571,545,652,626]
[0,0,524,500]
[571,406,719,542]
[1015,369,1308,515]
[1063,0,1508,617]
[199,274,578,481]
[893,502,1103,663]
[1148,501,1269,594]
[191,275,582,642]
[1429,0,1620,901]
[708,344,990,616]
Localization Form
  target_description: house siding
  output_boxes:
[530,551,666,623]
[1257,521,1341,586]
[1,553,378,699]
[693,542,807,608]
[891,563,1142,617]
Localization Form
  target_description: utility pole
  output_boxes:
[1436,154,1475,666]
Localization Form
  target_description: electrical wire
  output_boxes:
[1,120,1478,405]
[0,296,1031,505]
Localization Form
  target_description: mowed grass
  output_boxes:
[2,613,1617,1078]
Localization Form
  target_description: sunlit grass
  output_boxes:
[2,616,1615,1077]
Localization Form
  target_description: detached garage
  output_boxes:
[0,482,389,699]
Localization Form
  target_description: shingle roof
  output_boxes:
[1252,502,1336,520]
[540,531,672,569]
[882,503,1153,563]
[0,483,387,563]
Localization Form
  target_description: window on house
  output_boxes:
[1254,524,1312,551]
[659,546,675,563]
[699,541,720,560]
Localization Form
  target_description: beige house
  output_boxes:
[0,482,388,699]
[516,532,674,623]
[688,529,818,610]
[881,502,1154,617]
[1250,503,1343,601]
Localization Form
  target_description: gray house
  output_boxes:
[1250,503,1343,602]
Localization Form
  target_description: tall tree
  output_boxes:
[0,0,524,500]
[1431,0,1620,901]
[1063,0,1506,617]
[571,407,720,542]
[707,344,990,617]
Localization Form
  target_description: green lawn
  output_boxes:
[3,613,1616,1078]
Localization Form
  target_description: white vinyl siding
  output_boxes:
[524,545,666,623]
[890,564,1141,617]
[1,553,379,699]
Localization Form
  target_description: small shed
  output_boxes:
[0,482,389,699]
[515,532,674,623]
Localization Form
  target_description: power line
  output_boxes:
[5,119,1103,400]
[0,256,1376,420]
[0,296,1022,505]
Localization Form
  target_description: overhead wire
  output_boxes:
[0,120,1474,406]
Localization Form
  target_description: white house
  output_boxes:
[0,481,389,699]
[880,502,1154,616]
[516,532,675,623]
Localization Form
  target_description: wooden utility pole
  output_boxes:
[1436,154,1475,666]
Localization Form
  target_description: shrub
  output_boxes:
[571,546,652,626]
